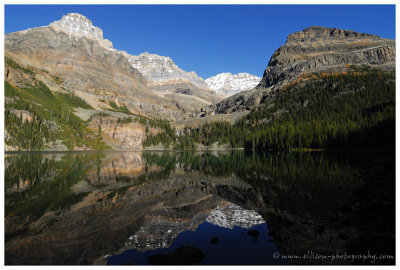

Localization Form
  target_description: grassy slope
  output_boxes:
[4,57,175,151]
[5,59,108,150]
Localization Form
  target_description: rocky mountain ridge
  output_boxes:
[209,26,396,114]
[125,51,220,109]
[127,52,209,89]
[5,13,218,121]
[205,72,261,97]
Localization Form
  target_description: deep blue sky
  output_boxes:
[5,5,396,79]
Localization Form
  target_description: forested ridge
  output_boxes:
[144,66,395,150]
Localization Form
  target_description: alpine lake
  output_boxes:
[5,150,395,265]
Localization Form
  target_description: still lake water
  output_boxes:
[5,150,395,265]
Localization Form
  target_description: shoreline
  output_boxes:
[4,148,246,154]
[4,147,394,154]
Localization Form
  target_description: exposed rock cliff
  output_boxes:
[210,26,395,114]
[84,113,166,150]
[87,116,147,150]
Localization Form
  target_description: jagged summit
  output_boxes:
[49,13,113,48]
[286,25,380,43]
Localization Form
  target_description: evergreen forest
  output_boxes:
[144,66,395,151]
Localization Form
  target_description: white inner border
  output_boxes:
[1,1,398,270]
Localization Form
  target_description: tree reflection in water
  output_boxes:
[5,150,395,265]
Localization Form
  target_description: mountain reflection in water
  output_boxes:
[5,150,395,265]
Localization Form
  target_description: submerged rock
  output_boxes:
[147,245,205,265]
[247,229,260,237]
[210,237,219,245]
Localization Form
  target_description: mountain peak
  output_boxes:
[49,13,113,48]
[62,13,92,22]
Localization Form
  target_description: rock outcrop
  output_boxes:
[206,72,261,97]
[85,115,164,150]
[87,116,147,150]
[210,26,395,114]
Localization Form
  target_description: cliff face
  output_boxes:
[86,116,147,150]
[211,26,395,114]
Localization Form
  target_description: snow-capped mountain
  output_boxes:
[206,72,262,97]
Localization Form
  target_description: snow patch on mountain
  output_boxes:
[206,72,261,97]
